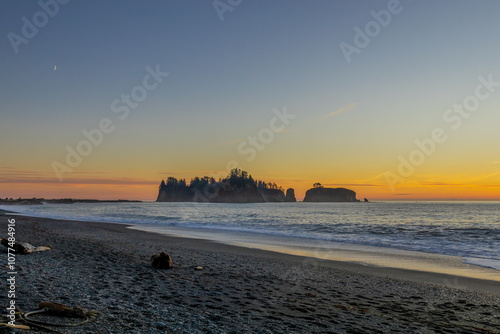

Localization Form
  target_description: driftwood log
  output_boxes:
[0,238,51,254]
[38,302,87,318]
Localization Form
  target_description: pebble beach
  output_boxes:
[1,213,499,333]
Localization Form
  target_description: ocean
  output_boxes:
[3,201,500,273]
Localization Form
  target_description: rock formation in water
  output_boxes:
[258,188,286,202]
[212,183,265,203]
[303,186,358,202]
[157,169,286,203]
[284,188,297,202]
[156,180,194,202]
[157,170,363,203]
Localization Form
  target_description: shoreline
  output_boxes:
[125,225,500,294]
[4,207,500,289]
[127,224,500,284]
[1,214,499,332]
[6,213,500,293]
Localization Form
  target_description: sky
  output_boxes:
[1,0,500,201]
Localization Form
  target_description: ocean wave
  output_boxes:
[2,202,500,271]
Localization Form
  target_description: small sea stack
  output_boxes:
[285,188,297,202]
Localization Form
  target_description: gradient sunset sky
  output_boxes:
[1,0,500,201]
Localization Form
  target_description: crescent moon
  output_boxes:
[53,65,57,70]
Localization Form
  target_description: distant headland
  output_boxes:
[0,198,142,205]
[157,169,363,203]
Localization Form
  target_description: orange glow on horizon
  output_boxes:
[1,178,499,202]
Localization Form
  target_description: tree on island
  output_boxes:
[158,168,287,201]
[256,180,283,191]
[313,182,323,188]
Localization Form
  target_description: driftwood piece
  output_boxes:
[38,302,87,318]
[0,323,31,329]
[0,238,51,254]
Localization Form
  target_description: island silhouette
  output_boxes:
[157,168,361,203]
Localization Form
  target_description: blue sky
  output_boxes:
[1,0,500,200]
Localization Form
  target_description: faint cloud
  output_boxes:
[370,173,391,181]
[0,168,59,179]
[417,171,500,188]
[273,179,311,184]
[418,182,460,186]
[323,102,357,119]
[361,173,400,186]
[396,193,413,196]
[324,183,380,187]
[0,176,158,186]
[476,171,500,180]
[413,174,444,178]
[0,168,158,186]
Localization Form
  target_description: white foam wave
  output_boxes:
[462,257,500,271]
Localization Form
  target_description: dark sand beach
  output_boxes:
[1,214,499,333]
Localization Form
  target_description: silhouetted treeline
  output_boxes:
[157,168,286,203]
[159,169,283,194]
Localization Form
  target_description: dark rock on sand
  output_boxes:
[303,187,358,202]
[364,198,369,202]
[0,238,51,254]
[150,251,173,269]
[284,188,296,202]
